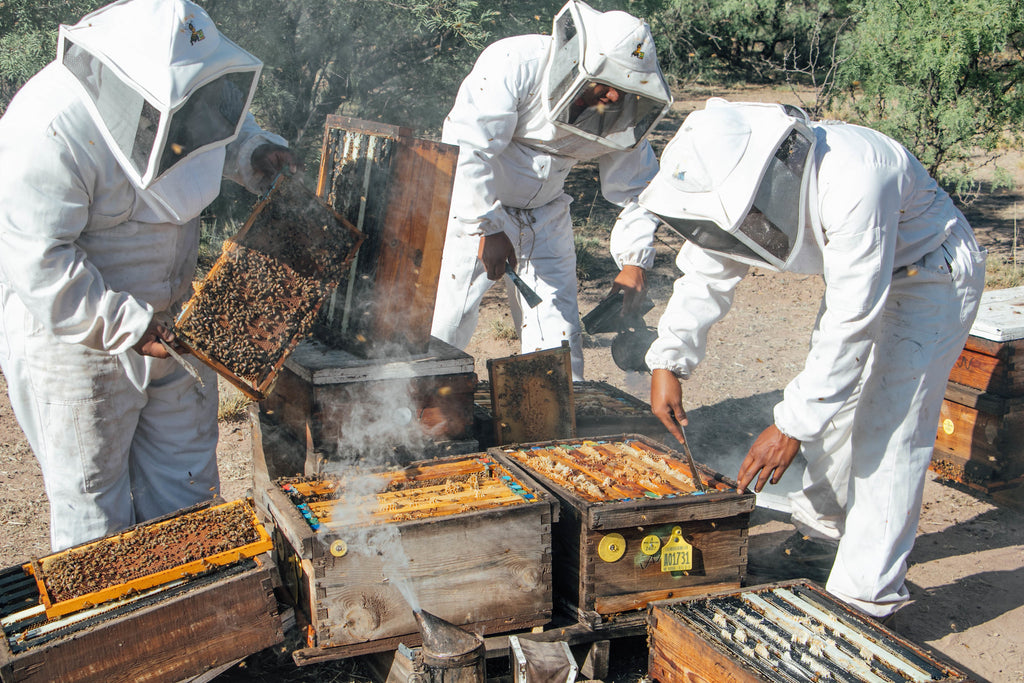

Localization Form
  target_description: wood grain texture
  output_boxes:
[0,563,281,683]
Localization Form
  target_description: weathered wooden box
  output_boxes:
[932,286,1024,490]
[262,336,478,469]
[475,380,666,448]
[647,580,972,682]
[314,116,457,357]
[946,285,1024,397]
[0,501,281,683]
[490,435,755,629]
[259,454,558,664]
[932,382,1024,489]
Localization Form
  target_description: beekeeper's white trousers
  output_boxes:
[788,219,985,617]
[431,196,584,379]
[0,307,219,551]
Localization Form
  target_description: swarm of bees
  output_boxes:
[175,173,362,390]
[40,504,262,603]
[176,246,328,383]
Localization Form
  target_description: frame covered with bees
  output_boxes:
[490,434,755,629]
[0,500,281,683]
[175,174,363,400]
[259,454,558,663]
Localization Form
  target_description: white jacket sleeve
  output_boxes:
[222,112,289,194]
[0,124,152,353]
[773,168,901,442]
[602,141,660,269]
[645,242,749,377]
[441,43,531,238]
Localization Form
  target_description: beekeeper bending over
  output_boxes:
[642,98,985,619]
[431,0,672,378]
[0,0,299,551]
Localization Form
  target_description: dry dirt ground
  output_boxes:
[1,86,1023,682]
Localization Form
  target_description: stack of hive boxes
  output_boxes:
[932,285,1024,490]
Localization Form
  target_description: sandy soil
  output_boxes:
[1,87,1022,681]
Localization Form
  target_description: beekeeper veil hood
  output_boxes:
[58,0,261,191]
[639,98,816,271]
[543,0,672,150]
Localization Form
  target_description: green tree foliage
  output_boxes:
[0,0,106,114]
[832,0,1024,195]
[648,0,853,99]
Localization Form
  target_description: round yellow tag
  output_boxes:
[943,418,955,435]
[640,534,662,556]
[330,539,348,557]
[597,533,626,563]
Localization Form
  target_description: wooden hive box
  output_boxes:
[314,116,457,356]
[474,380,666,448]
[490,434,755,630]
[261,336,478,470]
[932,286,1024,490]
[647,580,972,682]
[0,502,281,683]
[259,454,558,664]
[945,285,1024,397]
[932,382,1024,489]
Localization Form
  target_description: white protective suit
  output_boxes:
[643,100,986,617]
[430,1,671,379]
[0,0,287,551]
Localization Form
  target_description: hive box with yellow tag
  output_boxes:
[932,286,1024,491]
[255,450,558,664]
[489,434,755,629]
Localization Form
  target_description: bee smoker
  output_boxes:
[581,291,657,373]
[411,609,486,683]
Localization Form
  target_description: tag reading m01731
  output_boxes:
[660,526,692,572]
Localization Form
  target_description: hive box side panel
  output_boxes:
[932,393,1024,485]
[371,139,457,348]
[583,516,747,616]
[0,564,281,683]
[948,343,1024,396]
[647,603,767,683]
[261,365,316,454]
[311,373,477,450]
[309,505,552,649]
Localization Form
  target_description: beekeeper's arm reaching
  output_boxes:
[645,244,749,442]
[603,143,663,313]
[441,41,528,280]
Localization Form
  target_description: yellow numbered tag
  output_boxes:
[641,534,662,556]
[942,418,955,435]
[330,539,348,557]
[660,527,692,572]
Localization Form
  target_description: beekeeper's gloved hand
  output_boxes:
[252,143,302,189]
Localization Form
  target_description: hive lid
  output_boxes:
[970,285,1024,342]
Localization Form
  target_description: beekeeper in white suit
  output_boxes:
[0,0,299,551]
[642,98,986,619]
[431,0,672,378]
